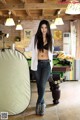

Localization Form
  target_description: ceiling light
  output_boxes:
[54,17,64,25]
[6,33,9,38]
[65,0,80,14]
[54,10,64,25]
[16,20,23,30]
[50,23,57,29]
[5,11,15,26]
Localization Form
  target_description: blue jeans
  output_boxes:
[35,60,51,104]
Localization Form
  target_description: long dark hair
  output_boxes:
[34,20,52,52]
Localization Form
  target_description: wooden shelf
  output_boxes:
[52,66,71,72]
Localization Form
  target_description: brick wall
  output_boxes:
[0,20,70,52]
[0,24,20,49]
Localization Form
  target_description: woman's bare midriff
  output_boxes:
[38,49,49,60]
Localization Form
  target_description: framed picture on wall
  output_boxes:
[24,29,33,58]
[53,30,62,40]
[24,29,33,45]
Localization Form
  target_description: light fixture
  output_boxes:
[5,11,15,26]
[6,33,9,38]
[54,17,64,25]
[16,20,23,30]
[50,22,57,29]
[65,0,80,14]
[54,10,64,25]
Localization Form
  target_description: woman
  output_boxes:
[25,20,53,115]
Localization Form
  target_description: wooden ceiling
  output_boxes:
[0,0,80,24]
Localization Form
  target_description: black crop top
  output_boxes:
[43,43,48,50]
[37,42,48,50]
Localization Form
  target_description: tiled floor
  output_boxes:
[9,81,80,120]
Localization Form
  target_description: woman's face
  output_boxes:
[41,24,48,35]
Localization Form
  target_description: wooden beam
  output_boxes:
[42,10,45,16]
[0,0,7,4]
[20,0,26,3]
[25,10,31,17]
[0,11,2,15]
[54,9,60,16]
[0,14,79,21]
[11,10,17,16]
[61,0,67,1]
[44,0,47,3]
[0,3,24,10]
[24,3,67,9]
[0,3,67,10]
[42,0,47,15]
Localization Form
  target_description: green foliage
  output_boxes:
[15,36,21,42]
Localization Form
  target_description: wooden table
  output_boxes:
[52,66,71,72]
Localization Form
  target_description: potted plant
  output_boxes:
[15,36,21,42]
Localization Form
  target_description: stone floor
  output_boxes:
[9,81,80,120]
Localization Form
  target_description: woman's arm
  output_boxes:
[25,36,34,52]
[52,39,54,52]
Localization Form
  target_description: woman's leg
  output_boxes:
[35,61,51,104]
[37,61,51,104]
[35,61,51,115]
